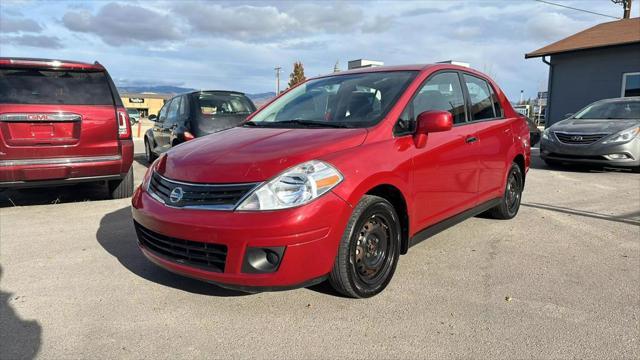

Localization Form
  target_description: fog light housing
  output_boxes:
[605,153,629,160]
[242,246,285,273]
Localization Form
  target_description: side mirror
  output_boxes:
[564,113,574,119]
[414,110,453,148]
[148,114,157,121]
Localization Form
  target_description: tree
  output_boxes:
[611,0,632,18]
[288,61,306,88]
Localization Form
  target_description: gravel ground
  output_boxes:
[1,146,638,359]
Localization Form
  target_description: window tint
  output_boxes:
[166,97,181,124]
[158,100,170,122]
[0,68,113,105]
[178,96,188,117]
[463,74,497,120]
[488,83,503,118]
[396,72,466,134]
[195,92,255,117]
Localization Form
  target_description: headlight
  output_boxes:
[542,129,551,140]
[601,127,639,145]
[237,160,343,211]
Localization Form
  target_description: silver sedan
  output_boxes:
[540,97,640,171]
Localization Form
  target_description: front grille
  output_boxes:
[554,132,607,145]
[134,221,227,272]
[148,171,259,210]
[547,153,606,160]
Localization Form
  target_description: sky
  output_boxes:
[0,0,636,100]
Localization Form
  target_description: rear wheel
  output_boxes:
[145,139,157,164]
[487,163,523,220]
[329,195,401,298]
[108,167,134,199]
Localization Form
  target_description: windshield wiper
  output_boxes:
[268,119,351,128]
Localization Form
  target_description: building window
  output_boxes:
[622,72,640,97]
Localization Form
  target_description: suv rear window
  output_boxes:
[195,92,255,117]
[0,68,114,105]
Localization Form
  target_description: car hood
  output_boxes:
[161,126,368,183]
[550,118,639,134]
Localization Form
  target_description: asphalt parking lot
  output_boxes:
[1,143,638,359]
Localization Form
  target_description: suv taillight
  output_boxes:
[117,107,131,139]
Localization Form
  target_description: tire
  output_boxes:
[487,163,524,220]
[145,138,157,164]
[329,195,401,298]
[108,167,134,199]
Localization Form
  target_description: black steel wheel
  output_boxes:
[487,162,524,220]
[329,195,401,298]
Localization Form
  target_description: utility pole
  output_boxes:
[612,0,632,18]
[520,90,524,104]
[274,66,282,95]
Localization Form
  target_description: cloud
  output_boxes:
[0,16,42,33]
[362,15,396,34]
[525,12,587,42]
[62,2,183,46]
[1,34,62,48]
[175,1,367,42]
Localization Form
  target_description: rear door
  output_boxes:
[0,67,119,160]
[461,73,512,203]
[161,98,181,150]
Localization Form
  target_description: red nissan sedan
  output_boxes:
[132,64,530,298]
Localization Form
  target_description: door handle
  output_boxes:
[465,136,478,144]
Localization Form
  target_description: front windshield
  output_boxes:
[248,71,417,128]
[574,100,640,120]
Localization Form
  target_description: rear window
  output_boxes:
[0,68,114,105]
[194,92,255,117]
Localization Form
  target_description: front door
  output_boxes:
[403,72,481,230]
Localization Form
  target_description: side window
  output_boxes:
[178,96,188,118]
[396,72,466,134]
[463,74,497,120]
[488,83,503,118]
[166,97,180,124]
[158,100,170,122]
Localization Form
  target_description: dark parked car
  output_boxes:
[132,64,530,298]
[540,97,639,171]
[0,57,134,198]
[525,116,541,146]
[144,90,256,163]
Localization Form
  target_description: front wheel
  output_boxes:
[329,195,401,298]
[487,163,524,220]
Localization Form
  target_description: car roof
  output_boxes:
[595,96,640,103]
[188,90,247,96]
[311,63,485,80]
[0,57,104,71]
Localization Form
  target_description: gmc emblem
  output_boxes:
[27,114,50,121]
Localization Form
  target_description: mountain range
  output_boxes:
[117,86,275,104]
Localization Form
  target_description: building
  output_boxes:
[348,59,384,70]
[525,17,640,127]
[120,93,172,118]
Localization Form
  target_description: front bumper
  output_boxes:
[131,186,353,290]
[540,137,640,168]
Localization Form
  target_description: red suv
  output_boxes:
[132,64,530,297]
[0,58,134,198]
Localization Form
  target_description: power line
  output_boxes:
[534,0,621,19]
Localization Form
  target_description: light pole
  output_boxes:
[274,66,282,95]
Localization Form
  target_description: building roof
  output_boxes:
[120,93,173,99]
[525,17,640,58]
